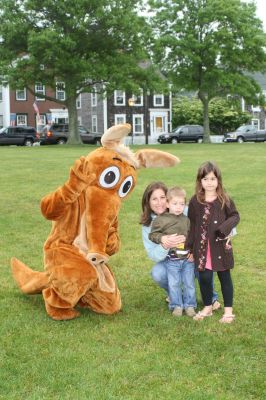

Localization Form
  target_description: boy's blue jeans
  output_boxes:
[164,258,196,310]
[151,260,218,304]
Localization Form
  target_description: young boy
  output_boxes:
[149,187,196,317]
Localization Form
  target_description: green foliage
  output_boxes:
[172,96,250,134]
[0,143,265,399]
[209,97,250,134]
[149,0,266,141]
[172,96,203,127]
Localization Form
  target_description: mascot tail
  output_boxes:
[11,257,49,294]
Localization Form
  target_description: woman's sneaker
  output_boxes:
[172,306,183,317]
[185,307,196,317]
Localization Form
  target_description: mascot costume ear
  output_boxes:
[11,124,180,320]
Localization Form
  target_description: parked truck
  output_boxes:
[223,125,266,143]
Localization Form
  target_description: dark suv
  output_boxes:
[40,123,102,145]
[0,126,40,146]
[158,125,204,144]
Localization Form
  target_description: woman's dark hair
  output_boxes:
[195,161,229,207]
[140,181,168,226]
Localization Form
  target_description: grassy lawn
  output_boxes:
[0,143,265,400]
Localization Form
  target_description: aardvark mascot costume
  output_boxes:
[11,123,179,320]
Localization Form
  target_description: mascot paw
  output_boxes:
[45,303,80,320]
[86,252,109,266]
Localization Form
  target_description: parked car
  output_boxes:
[223,125,266,143]
[79,129,102,145]
[0,126,40,146]
[158,125,204,144]
[40,123,102,145]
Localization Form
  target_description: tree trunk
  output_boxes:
[66,96,82,145]
[198,91,211,143]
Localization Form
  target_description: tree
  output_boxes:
[0,0,159,144]
[149,0,266,142]
[172,96,250,133]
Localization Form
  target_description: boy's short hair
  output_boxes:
[166,186,186,201]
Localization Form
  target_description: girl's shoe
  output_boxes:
[219,314,235,324]
[193,311,213,321]
[212,300,221,311]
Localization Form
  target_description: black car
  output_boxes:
[0,126,40,146]
[40,123,102,145]
[158,125,204,144]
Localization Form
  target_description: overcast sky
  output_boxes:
[252,0,266,29]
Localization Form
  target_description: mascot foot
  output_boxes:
[45,303,80,321]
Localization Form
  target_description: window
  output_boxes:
[16,88,26,101]
[133,115,144,134]
[114,90,125,106]
[17,114,27,126]
[251,105,260,112]
[131,90,143,106]
[153,94,164,107]
[0,86,2,101]
[76,94,81,109]
[91,89,97,107]
[36,114,46,129]
[0,114,3,128]
[56,82,65,101]
[92,115,97,133]
[251,119,259,129]
[115,114,126,125]
[35,83,45,101]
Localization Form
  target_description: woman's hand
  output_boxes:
[161,234,186,249]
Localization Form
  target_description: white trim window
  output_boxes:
[133,114,144,135]
[153,94,164,107]
[36,114,46,127]
[251,119,260,129]
[92,115,97,133]
[16,88,26,101]
[56,82,66,101]
[17,114,27,126]
[114,90,125,106]
[35,83,45,101]
[91,88,97,107]
[115,114,126,125]
[0,86,2,101]
[76,94,81,109]
[132,90,143,106]
[251,105,261,112]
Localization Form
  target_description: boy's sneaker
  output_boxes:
[172,306,183,317]
[185,307,196,317]
[212,300,221,311]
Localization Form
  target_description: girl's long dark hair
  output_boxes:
[140,181,168,226]
[195,161,230,208]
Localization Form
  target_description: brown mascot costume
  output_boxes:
[11,123,179,320]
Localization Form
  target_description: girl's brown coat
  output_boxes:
[186,195,240,271]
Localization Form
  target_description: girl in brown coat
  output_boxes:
[186,161,240,323]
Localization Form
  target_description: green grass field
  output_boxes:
[0,143,265,400]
